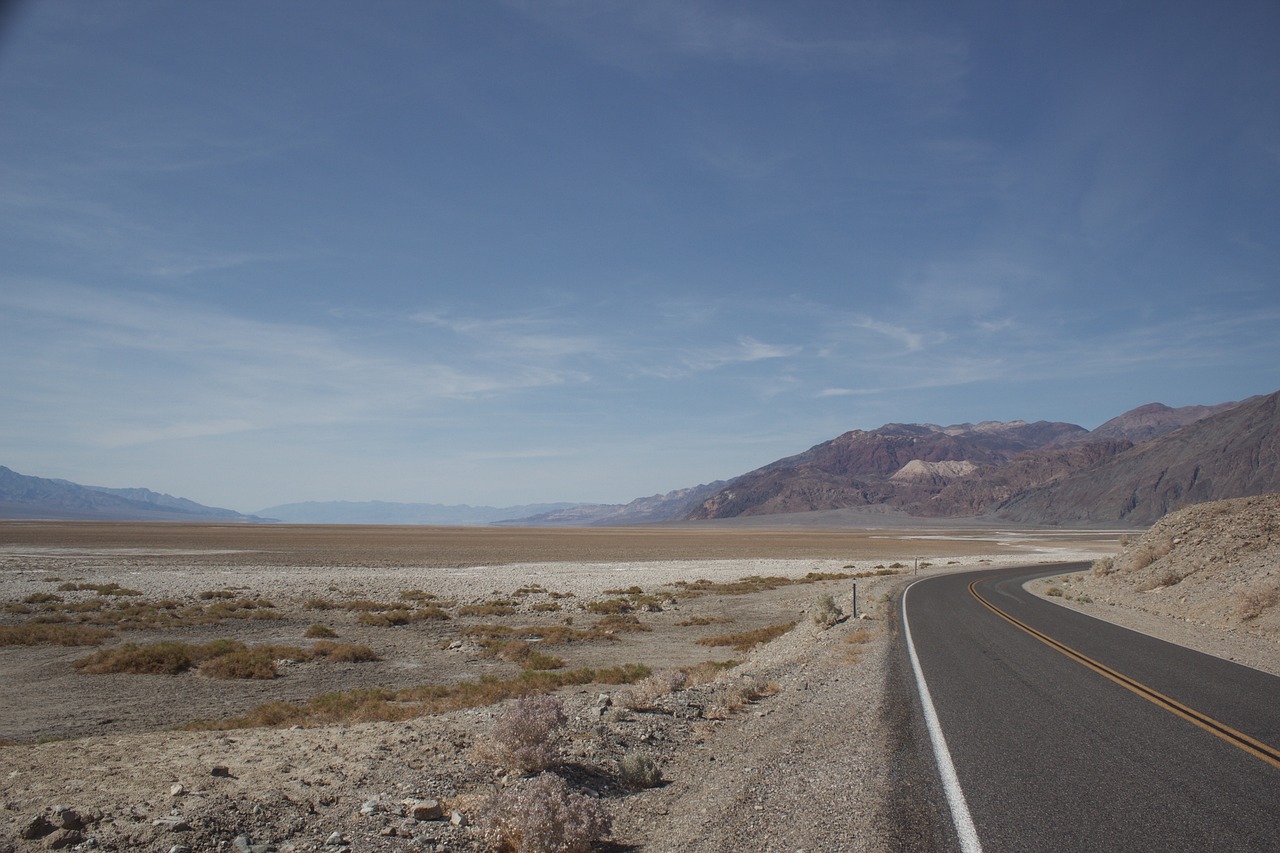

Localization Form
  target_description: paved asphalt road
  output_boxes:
[892,563,1280,853]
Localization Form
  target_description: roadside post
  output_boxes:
[851,581,857,619]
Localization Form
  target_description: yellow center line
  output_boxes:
[968,579,1280,771]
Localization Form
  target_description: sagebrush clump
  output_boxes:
[478,772,611,853]
[618,752,662,789]
[484,694,567,774]
[618,670,687,711]
[809,592,843,628]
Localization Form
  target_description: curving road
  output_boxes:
[889,563,1280,853]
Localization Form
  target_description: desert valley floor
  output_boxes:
[0,522,1125,851]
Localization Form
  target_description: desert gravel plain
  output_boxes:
[0,521,1118,852]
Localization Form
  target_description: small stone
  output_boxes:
[52,805,84,830]
[450,810,467,827]
[324,832,346,845]
[408,799,444,821]
[152,815,192,832]
[210,766,233,778]
[359,799,384,816]
[169,846,193,853]
[43,828,84,849]
[170,783,186,797]
[20,815,55,840]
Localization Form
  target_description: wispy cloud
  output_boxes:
[0,283,585,448]
[678,335,801,373]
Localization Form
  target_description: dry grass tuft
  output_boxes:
[183,664,651,730]
[1236,584,1280,621]
[0,623,115,646]
[696,621,797,652]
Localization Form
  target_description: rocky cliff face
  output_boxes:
[686,421,1103,520]
[997,391,1280,525]
[685,393,1277,525]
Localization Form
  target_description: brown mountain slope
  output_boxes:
[997,390,1280,526]
[687,421,1090,520]
[1088,399,1247,443]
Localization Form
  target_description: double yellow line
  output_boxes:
[968,579,1280,771]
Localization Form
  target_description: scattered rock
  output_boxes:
[210,766,233,778]
[151,815,191,832]
[407,798,444,821]
[41,828,83,849]
[19,815,55,840]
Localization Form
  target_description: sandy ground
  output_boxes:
[0,522,1120,852]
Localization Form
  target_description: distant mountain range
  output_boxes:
[253,500,579,526]
[501,392,1276,528]
[3,391,1275,528]
[0,466,271,523]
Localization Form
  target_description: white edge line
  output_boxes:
[902,578,984,853]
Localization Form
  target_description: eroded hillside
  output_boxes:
[1073,494,1280,638]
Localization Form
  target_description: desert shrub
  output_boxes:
[697,621,797,652]
[198,590,236,600]
[305,597,337,610]
[602,585,644,596]
[681,660,738,685]
[478,772,611,853]
[618,670,687,711]
[304,623,338,639]
[418,605,451,620]
[462,624,619,645]
[185,664,651,731]
[523,651,565,671]
[200,648,279,680]
[810,593,843,628]
[75,641,205,675]
[618,753,662,789]
[22,592,62,604]
[485,695,567,774]
[1138,568,1183,591]
[593,614,651,633]
[311,640,381,662]
[1236,585,1280,621]
[529,602,561,613]
[844,628,875,645]
[60,582,142,597]
[458,604,517,617]
[676,616,734,627]
[1046,587,1064,597]
[399,589,437,601]
[706,676,779,719]
[1092,556,1115,577]
[585,598,633,615]
[0,624,114,646]
[357,608,415,627]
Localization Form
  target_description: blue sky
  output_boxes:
[1,1,1277,512]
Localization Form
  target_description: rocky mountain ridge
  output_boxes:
[0,467,270,523]
[685,393,1275,526]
